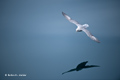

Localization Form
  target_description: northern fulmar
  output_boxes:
[62,12,100,43]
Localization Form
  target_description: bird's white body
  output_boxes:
[62,12,100,43]
[76,24,89,32]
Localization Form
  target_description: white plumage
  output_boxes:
[62,12,100,43]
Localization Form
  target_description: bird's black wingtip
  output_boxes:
[62,73,64,75]
[96,65,100,67]
[97,41,100,43]
[96,40,100,43]
[62,12,66,15]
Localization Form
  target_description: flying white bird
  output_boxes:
[62,12,100,43]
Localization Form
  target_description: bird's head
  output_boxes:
[83,24,89,28]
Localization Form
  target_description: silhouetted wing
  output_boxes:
[84,65,100,68]
[76,61,88,69]
[62,12,81,26]
[62,68,76,75]
[82,28,100,43]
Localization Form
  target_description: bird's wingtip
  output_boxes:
[97,41,100,43]
[94,65,100,67]
[62,12,66,15]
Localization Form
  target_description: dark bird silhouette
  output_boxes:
[62,61,99,75]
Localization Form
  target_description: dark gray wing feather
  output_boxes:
[82,28,100,43]
[62,12,81,26]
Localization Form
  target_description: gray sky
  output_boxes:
[0,0,120,80]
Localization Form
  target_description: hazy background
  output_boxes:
[0,0,120,80]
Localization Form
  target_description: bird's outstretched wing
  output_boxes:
[62,12,81,26]
[82,28,100,43]
[84,65,100,68]
[76,61,88,69]
[62,68,76,75]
